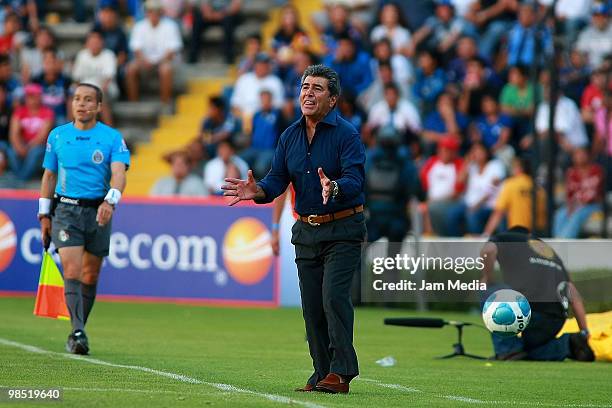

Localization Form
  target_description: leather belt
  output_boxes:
[299,205,364,226]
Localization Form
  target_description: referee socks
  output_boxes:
[81,283,97,325]
[64,279,85,332]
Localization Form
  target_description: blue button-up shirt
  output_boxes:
[256,109,365,216]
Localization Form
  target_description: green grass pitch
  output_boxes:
[0,297,610,407]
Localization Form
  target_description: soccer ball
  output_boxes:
[482,289,531,337]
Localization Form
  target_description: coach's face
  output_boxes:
[300,76,337,120]
[72,86,100,123]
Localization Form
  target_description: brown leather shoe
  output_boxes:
[315,373,349,394]
[294,384,315,392]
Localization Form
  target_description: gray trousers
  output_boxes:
[291,212,366,385]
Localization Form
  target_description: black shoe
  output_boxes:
[569,333,594,362]
[66,330,89,355]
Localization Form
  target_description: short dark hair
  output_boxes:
[378,60,392,71]
[76,82,103,103]
[301,64,341,97]
[246,33,262,43]
[0,53,10,65]
[516,155,532,176]
[511,64,529,77]
[383,82,399,94]
[209,96,226,110]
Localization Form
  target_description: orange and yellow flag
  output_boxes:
[33,251,69,320]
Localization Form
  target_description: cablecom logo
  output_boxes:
[222,217,273,285]
[0,210,17,272]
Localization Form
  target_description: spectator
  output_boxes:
[359,60,397,112]
[593,93,612,190]
[19,26,57,81]
[580,67,607,126]
[412,49,446,116]
[230,52,284,117]
[538,0,592,47]
[370,2,411,54]
[407,0,475,60]
[452,142,505,235]
[459,55,501,118]
[533,83,588,164]
[560,48,591,105]
[447,35,480,83]
[319,4,362,57]
[72,29,118,125]
[240,90,282,179]
[576,2,612,68]
[6,83,53,180]
[188,0,242,64]
[0,52,23,105]
[203,139,247,195]
[483,156,546,236]
[366,83,421,145]
[278,98,299,132]
[270,4,309,73]
[420,136,465,236]
[3,0,38,32]
[553,147,604,238]
[369,38,414,97]
[506,3,552,67]
[0,12,22,55]
[150,149,206,196]
[199,95,240,159]
[237,33,262,75]
[282,49,315,105]
[500,64,538,141]
[126,0,182,109]
[466,0,519,58]
[33,48,71,126]
[422,91,470,153]
[337,92,365,134]
[470,93,513,163]
[324,33,372,97]
[94,3,128,75]
[378,0,433,34]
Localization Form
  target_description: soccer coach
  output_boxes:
[222,64,366,394]
[38,83,130,355]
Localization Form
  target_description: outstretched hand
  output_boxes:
[222,170,258,206]
[318,167,331,205]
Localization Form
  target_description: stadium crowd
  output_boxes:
[1,0,611,239]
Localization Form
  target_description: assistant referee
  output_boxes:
[223,65,366,394]
[38,83,130,355]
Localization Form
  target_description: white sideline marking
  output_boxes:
[358,378,421,393]
[358,377,612,408]
[444,395,486,404]
[0,338,325,408]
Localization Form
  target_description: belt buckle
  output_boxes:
[307,214,320,226]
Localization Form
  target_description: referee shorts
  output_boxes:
[51,203,112,258]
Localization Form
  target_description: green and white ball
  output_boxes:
[482,289,531,337]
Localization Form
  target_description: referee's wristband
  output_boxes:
[271,223,280,231]
[38,198,51,216]
[104,188,122,206]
